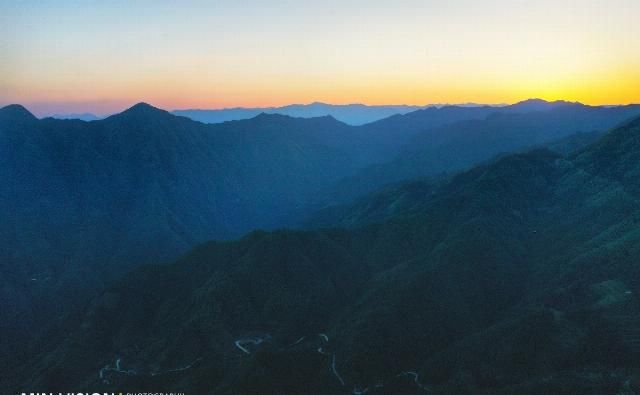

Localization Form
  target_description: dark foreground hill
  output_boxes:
[12,116,640,394]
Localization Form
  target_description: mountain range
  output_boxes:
[3,99,640,393]
[171,99,573,126]
[315,101,640,205]
[45,99,584,126]
[172,102,432,125]
[9,114,640,394]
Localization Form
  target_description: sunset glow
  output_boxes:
[2,0,639,116]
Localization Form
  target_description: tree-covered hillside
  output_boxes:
[12,116,640,394]
[0,100,509,376]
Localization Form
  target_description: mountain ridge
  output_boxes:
[0,103,38,122]
[13,117,640,393]
[3,100,640,393]
[319,102,640,205]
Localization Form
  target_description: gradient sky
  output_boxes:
[1,0,639,116]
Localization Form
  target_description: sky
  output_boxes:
[1,0,639,116]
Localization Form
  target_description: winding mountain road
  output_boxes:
[99,358,136,384]
[99,356,203,383]
[397,371,431,391]
[234,334,272,354]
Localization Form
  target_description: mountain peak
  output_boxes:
[124,102,164,114]
[518,98,581,106]
[509,98,582,113]
[107,102,171,121]
[517,98,550,105]
[0,104,37,121]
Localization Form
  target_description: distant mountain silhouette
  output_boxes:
[173,102,433,125]
[321,102,640,204]
[0,103,38,122]
[40,99,582,125]
[505,98,579,113]
[172,99,579,126]
[50,112,101,121]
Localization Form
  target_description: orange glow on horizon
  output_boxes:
[2,1,639,116]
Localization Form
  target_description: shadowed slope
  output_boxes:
[14,118,640,393]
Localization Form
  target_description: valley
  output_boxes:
[3,102,640,394]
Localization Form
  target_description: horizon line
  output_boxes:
[4,97,639,119]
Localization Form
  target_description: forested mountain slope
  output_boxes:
[12,116,640,394]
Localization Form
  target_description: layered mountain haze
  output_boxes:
[324,102,640,204]
[498,98,579,113]
[304,129,611,230]
[3,100,640,394]
[170,99,578,127]
[172,102,433,125]
[10,115,640,393]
